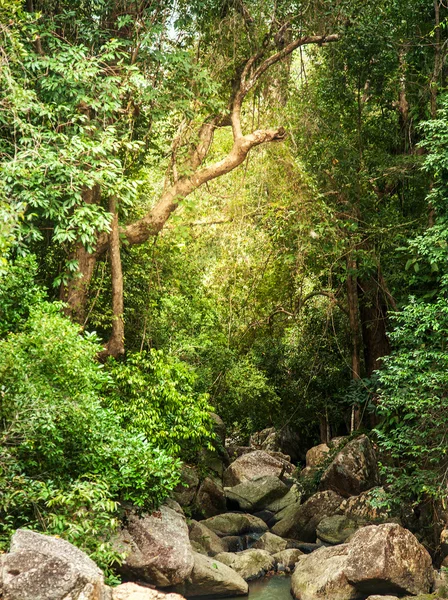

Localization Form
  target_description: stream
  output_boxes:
[208,575,291,600]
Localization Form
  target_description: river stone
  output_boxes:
[172,464,199,507]
[266,483,302,518]
[189,521,227,557]
[252,532,287,554]
[202,513,268,537]
[316,515,359,545]
[336,487,392,523]
[306,444,330,468]
[271,490,343,541]
[291,544,358,600]
[214,549,275,581]
[223,450,287,486]
[273,549,303,570]
[344,523,434,595]
[195,477,227,519]
[318,435,380,498]
[115,504,194,587]
[225,475,288,511]
[365,597,399,600]
[3,529,107,600]
[112,583,186,600]
[173,552,248,598]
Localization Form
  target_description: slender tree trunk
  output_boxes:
[346,253,362,431]
[102,196,125,359]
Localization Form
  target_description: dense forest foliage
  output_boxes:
[1,0,448,577]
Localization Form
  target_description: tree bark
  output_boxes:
[346,253,362,431]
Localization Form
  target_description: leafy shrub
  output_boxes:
[0,302,180,577]
[106,350,214,459]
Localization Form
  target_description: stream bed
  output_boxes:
[209,574,291,600]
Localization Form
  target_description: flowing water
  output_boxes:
[209,575,291,600]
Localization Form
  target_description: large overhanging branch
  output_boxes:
[94,32,338,257]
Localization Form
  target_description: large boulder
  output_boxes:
[194,477,227,519]
[250,426,304,463]
[173,552,248,598]
[305,444,330,468]
[189,521,227,557]
[316,515,359,545]
[344,523,434,595]
[291,523,434,600]
[336,488,394,523]
[225,475,288,512]
[271,491,343,541]
[115,504,194,587]
[291,544,358,600]
[266,484,302,524]
[252,532,288,554]
[223,450,288,487]
[2,529,107,600]
[318,435,380,498]
[112,583,186,600]
[214,549,275,581]
[202,513,268,537]
[172,465,199,508]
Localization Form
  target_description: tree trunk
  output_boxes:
[346,253,362,431]
[101,196,125,359]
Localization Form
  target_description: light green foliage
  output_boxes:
[0,301,180,576]
[106,350,214,459]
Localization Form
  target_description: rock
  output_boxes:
[336,487,392,523]
[202,513,268,537]
[318,435,380,498]
[226,446,252,461]
[223,450,287,487]
[3,529,107,600]
[112,583,186,600]
[210,413,226,447]
[214,549,275,581]
[266,484,302,524]
[250,426,304,463]
[365,596,398,600]
[344,523,434,595]
[306,444,330,468]
[225,475,288,511]
[189,521,227,557]
[291,544,357,600]
[221,536,244,553]
[173,552,248,598]
[287,542,321,554]
[195,477,227,519]
[441,528,448,557]
[252,532,287,554]
[271,490,343,541]
[172,465,199,507]
[316,516,359,545]
[273,549,303,570]
[115,504,194,587]
[253,510,276,524]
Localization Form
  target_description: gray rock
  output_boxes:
[291,544,357,600]
[344,523,434,595]
[172,465,199,507]
[3,529,107,600]
[252,532,287,554]
[223,450,287,487]
[173,552,248,598]
[112,582,186,599]
[318,435,380,498]
[225,475,288,511]
[195,477,227,519]
[336,487,392,523]
[202,513,268,537]
[273,549,303,571]
[305,444,330,468]
[189,521,227,557]
[365,597,398,600]
[316,515,359,545]
[271,490,343,541]
[266,484,302,523]
[250,426,304,463]
[214,549,275,581]
[115,504,194,587]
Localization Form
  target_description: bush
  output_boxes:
[106,350,214,459]
[0,302,180,578]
